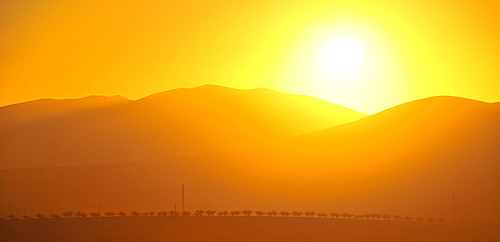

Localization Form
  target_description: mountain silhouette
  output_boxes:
[0,95,129,128]
[0,93,497,222]
[295,96,498,147]
[0,85,366,168]
[281,96,500,222]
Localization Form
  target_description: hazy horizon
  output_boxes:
[2,84,499,115]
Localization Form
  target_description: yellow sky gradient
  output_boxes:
[1,0,499,114]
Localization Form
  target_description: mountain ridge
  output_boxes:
[0,87,498,222]
[0,85,366,169]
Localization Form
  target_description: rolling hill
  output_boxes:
[0,85,366,169]
[0,94,497,223]
[281,96,500,222]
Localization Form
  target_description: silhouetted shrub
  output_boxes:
[62,211,74,218]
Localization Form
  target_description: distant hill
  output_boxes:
[283,96,500,222]
[0,95,130,128]
[0,95,497,223]
[0,85,366,168]
[290,96,499,175]
[295,96,498,148]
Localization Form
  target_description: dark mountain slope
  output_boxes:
[0,85,366,168]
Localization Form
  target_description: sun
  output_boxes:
[322,37,363,76]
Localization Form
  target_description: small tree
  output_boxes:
[118,211,127,217]
[279,211,290,217]
[182,211,191,216]
[104,212,116,217]
[217,211,228,216]
[291,211,302,217]
[62,211,74,218]
[330,212,340,219]
[36,213,46,219]
[157,211,167,216]
[255,211,265,216]
[416,217,424,223]
[266,210,277,217]
[194,210,205,216]
[381,214,391,221]
[426,217,435,224]
[205,210,216,216]
[90,212,100,218]
[7,214,17,220]
[317,213,327,218]
[49,214,61,219]
[75,211,87,218]
[304,211,316,218]
[206,210,217,216]
[405,216,413,222]
[141,212,149,216]
[242,210,253,216]
[230,210,242,216]
[169,210,179,216]
[147,211,156,217]
[130,211,141,217]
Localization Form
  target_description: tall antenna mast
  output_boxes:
[182,184,185,213]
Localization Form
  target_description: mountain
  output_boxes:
[282,96,500,222]
[0,85,366,169]
[0,95,497,222]
[0,95,130,129]
[294,96,498,149]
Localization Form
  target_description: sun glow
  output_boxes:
[1,1,499,114]
[322,37,363,76]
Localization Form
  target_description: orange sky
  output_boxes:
[1,0,499,114]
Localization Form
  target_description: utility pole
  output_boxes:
[182,184,185,213]
[453,192,456,221]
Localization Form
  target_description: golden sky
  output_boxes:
[1,0,499,114]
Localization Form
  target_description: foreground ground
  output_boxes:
[1,216,498,242]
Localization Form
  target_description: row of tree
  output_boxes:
[1,210,497,228]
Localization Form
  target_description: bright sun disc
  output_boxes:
[323,37,363,76]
